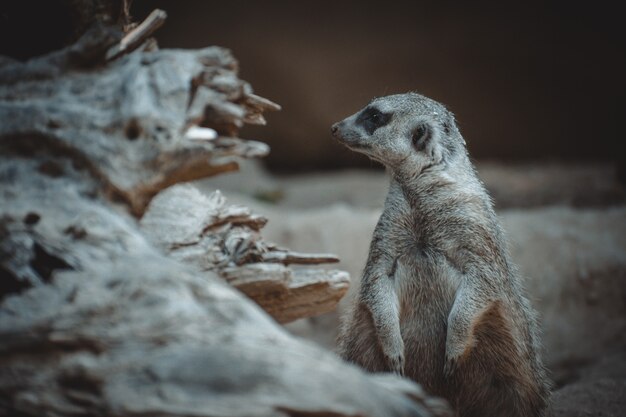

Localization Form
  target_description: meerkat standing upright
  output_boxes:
[333,93,550,417]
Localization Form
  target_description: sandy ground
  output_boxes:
[196,161,626,416]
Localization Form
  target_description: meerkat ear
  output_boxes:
[411,123,431,152]
[443,114,466,146]
[411,122,443,163]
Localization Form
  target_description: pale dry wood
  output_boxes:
[245,92,282,112]
[106,9,168,60]
[267,269,350,323]
[141,184,349,322]
[261,250,340,265]
[241,92,281,126]
[185,126,218,140]
[0,5,451,416]
[220,263,292,294]
[0,165,447,417]
[0,26,277,217]
[220,263,349,323]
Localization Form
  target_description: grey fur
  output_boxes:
[332,93,551,417]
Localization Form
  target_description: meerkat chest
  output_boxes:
[385,221,459,321]
[378,205,461,301]
[393,248,458,306]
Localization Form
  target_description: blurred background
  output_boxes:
[3,1,624,173]
[129,0,626,174]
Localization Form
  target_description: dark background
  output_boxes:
[3,0,625,173]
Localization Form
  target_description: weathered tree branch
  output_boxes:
[0,25,277,217]
[0,5,451,417]
[140,184,349,322]
[261,251,340,265]
[106,9,167,61]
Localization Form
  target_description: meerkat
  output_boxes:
[332,93,551,417]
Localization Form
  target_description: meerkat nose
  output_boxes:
[331,123,339,134]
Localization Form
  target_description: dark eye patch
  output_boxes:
[355,106,392,135]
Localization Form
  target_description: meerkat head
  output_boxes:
[331,92,466,177]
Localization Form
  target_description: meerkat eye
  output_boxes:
[356,106,392,135]
[412,123,431,152]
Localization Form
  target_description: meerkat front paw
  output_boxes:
[379,329,405,375]
[444,321,472,378]
[444,334,468,375]
[443,354,460,378]
[381,336,405,375]
[385,350,405,376]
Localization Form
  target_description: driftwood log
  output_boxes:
[140,185,349,323]
[0,4,451,417]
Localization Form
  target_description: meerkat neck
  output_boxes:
[390,168,458,209]
[389,162,494,222]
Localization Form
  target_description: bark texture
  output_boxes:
[0,7,451,417]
